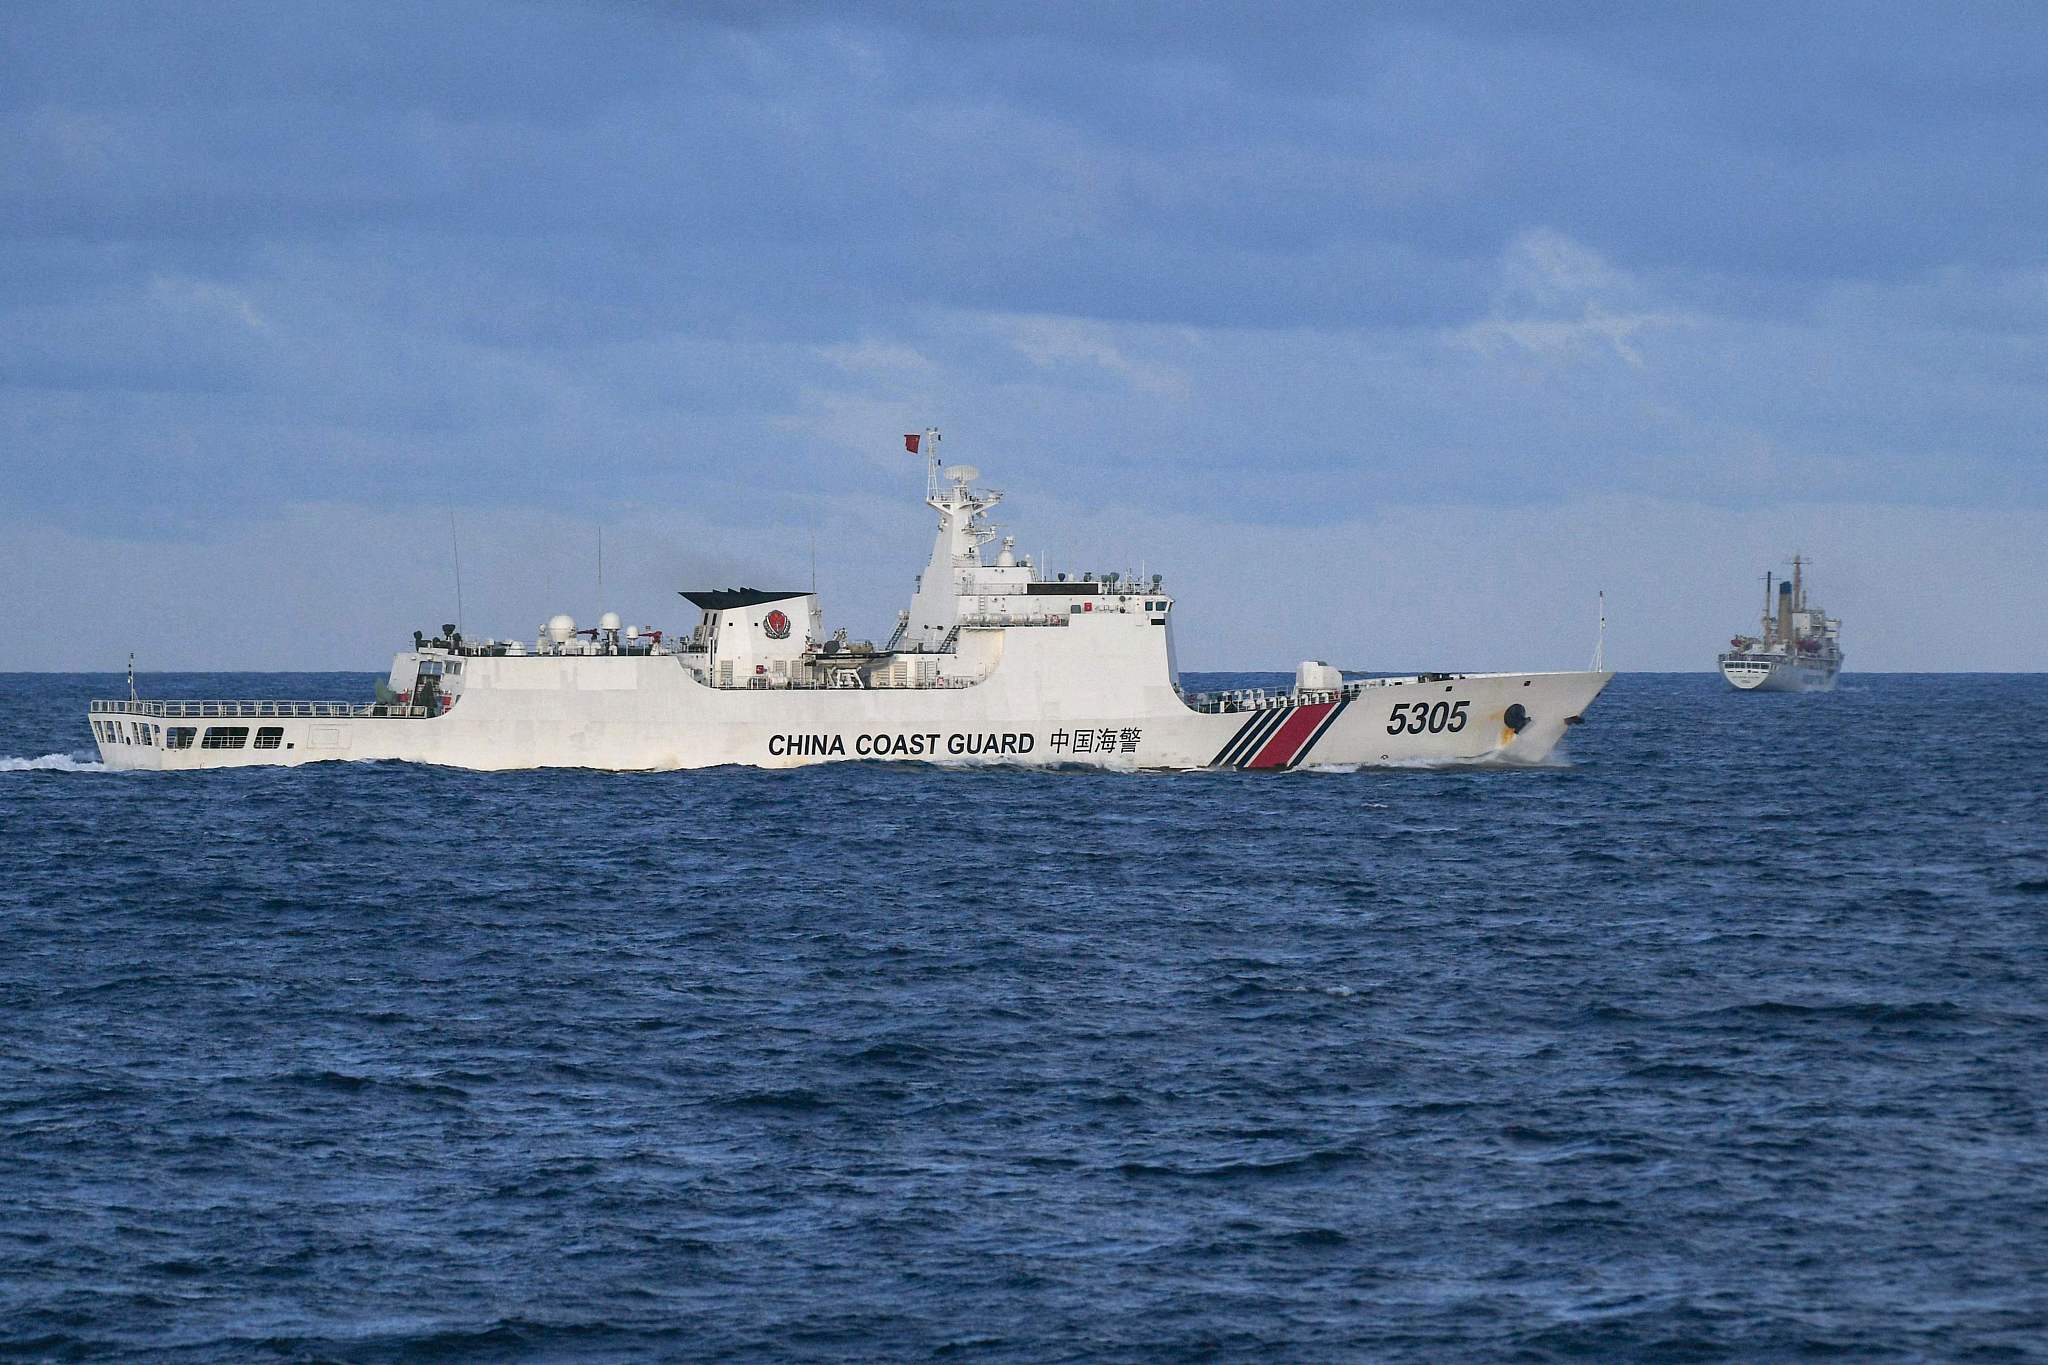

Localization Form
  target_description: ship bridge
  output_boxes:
[667,432,1176,693]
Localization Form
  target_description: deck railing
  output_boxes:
[90,699,435,719]
[1181,675,1467,714]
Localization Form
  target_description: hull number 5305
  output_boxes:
[1387,700,1468,735]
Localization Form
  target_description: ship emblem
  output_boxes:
[763,609,791,640]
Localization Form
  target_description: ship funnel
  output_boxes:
[1777,581,1793,645]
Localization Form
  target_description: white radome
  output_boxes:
[88,430,1612,772]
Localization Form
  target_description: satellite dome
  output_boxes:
[598,611,622,632]
[545,613,576,643]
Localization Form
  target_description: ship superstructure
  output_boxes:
[1718,555,1843,692]
[88,431,1612,771]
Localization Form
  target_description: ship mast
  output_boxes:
[1592,591,1606,672]
[921,427,942,505]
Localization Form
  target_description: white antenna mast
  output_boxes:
[127,652,137,703]
[1592,590,1607,672]
[920,427,942,503]
[597,523,604,619]
[449,509,464,635]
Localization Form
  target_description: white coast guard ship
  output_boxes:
[1718,554,1843,692]
[89,432,1612,772]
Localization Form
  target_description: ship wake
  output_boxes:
[1,752,117,773]
[1299,749,1575,773]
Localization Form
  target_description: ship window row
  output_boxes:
[99,723,287,751]
[93,719,164,746]
[89,720,293,750]
[95,720,286,750]
[1066,599,1174,615]
[196,725,285,750]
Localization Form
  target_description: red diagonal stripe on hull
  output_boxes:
[1244,702,1334,769]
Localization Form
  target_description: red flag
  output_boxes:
[903,433,921,454]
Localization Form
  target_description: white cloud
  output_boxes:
[1459,229,1693,367]
[991,314,1193,399]
[148,275,271,334]
[819,339,935,376]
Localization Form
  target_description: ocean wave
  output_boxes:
[0,752,113,773]
[1117,1146,1367,1180]
[4,670,2042,1360]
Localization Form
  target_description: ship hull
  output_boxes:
[90,661,1612,773]
[1719,655,1839,693]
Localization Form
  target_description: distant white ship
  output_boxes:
[1719,555,1842,692]
[89,431,1612,771]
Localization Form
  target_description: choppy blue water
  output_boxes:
[3,671,2045,1362]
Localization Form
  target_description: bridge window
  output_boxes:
[253,727,284,750]
[200,726,249,750]
[166,727,195,750]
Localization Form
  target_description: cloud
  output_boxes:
[994,315,1192,398]
[1459,229,1694,367]
[149,275,270,333]
[2,1,2044,668]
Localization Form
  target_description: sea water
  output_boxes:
[2,672,2044,1361]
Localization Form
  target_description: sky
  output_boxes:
[4,0,2045,672]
